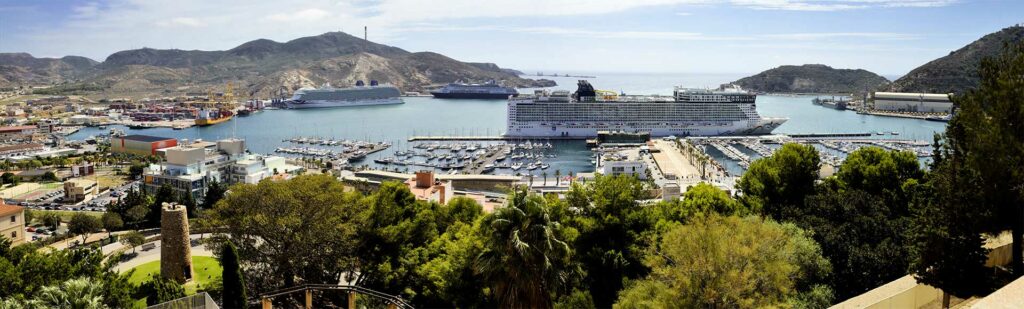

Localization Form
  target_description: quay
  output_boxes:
[408,135,587,142]
[787,132,872,138]
[463,145,510,174]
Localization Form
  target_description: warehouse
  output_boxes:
[110,135,178,156]
[872,92,953,113]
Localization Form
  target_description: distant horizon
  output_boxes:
[1,1,1020,75]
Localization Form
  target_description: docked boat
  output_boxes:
[431,80,518,99]
[285,80,403,109]
[505,80,787,138]
[196,108,233,126]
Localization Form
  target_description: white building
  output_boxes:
[146,138,300,201]
[228,155,300,184]
[872,92,953,113]
[598,149,648,179]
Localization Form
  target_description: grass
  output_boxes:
[128,256,223,295]
[32,209,103,222]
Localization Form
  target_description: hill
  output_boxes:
[0,32,552,97]
[889,25,1024,93]
[0,53,97,86]
[731,64,889,94]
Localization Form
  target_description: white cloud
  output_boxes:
[761,32,918,40]
[730,0,957,11]
[675,12,693,16]
[155,17,206,28]
[267,8,331,22]
[72,2,101,18]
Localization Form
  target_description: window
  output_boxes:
[9,215,13,223]
[9,231,14,239]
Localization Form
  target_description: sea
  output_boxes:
[67,72,946,176]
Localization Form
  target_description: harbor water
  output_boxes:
[68,73,947,176]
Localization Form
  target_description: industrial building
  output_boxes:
[0,204,25,245]
[111,135,178,156]
[872,92,953,113]
[64,178,99,202]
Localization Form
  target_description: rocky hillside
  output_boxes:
[731,64,889,94]
[0,32,553,97]
[889,25,1024,93]
[0,53,97,86]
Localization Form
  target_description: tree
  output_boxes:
[25,277,108,309]
[147,184,176,227]
[476,186,576,308]
[736,143,820,220]
[100,213,123,238]
[69,214,102,244]
[119,231,145,254]
[565,175,653,307]
[834,146,923,211]
[614,215,832,309]
[41,212,61,230]
[909,135,990,307]
[42,171,59,182]
[201,174,360,293]
[220,241,247,308]
[23,209,35,225]
[179,192,197,219]
[800,187,913,300]
[660,182,743,222]
[1,172,17,185]
[201,180,226,210]
[139,274,185,306]
[127,164,144,180]
[940,41,1024,276]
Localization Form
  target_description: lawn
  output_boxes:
[127,256,223,295]
[32,209,104,222]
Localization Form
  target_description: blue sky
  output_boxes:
[0,0,1021,76]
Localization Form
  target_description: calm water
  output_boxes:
[68,73,946,175]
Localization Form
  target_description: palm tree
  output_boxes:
[27,278,107,309]
[555,169,562,186]
[542,171,548,186]
[476,187,574,308]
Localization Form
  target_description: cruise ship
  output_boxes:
[505,80,787,137]
[431,80,518,99]
[285,80,402,109]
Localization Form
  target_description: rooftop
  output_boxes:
[0,204,24,216]
[121,135,176,143]
[0,125,36,133]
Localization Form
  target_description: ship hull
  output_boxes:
[431,92,517,99]
[196,115,233,126]
[284,98,403,109]
[505,118,787,138]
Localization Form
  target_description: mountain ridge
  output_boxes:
[888,25,1024,93]
[731,64,890,94]
[0,31,552,97]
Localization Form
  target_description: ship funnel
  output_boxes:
[370,80,379,86]
[355,80,365,87]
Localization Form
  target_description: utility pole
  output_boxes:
[364,26,367,41]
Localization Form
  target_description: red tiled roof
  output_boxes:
[0,204,24,216]
[0,125,36,133]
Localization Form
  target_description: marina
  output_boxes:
[65,73,948,179]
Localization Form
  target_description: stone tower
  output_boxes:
[160,202,193,283]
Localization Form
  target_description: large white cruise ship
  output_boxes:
[505,80,787,138]
[285,80,403,109]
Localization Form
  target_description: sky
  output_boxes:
[0,0,1021,76]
